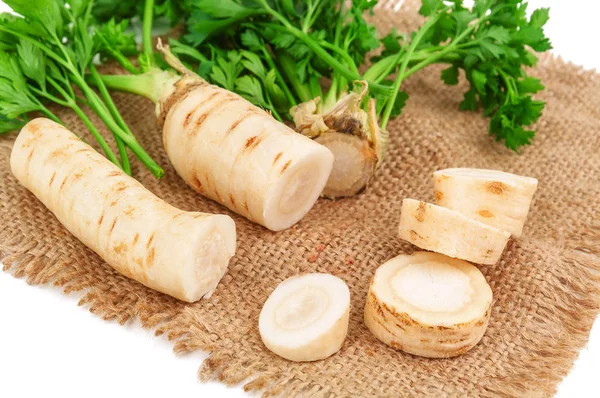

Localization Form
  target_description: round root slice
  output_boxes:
[259,273,351,362]
[433,168,539,237]
[398,199,510,265]
[315,132,377,198]
[364,252,493,358]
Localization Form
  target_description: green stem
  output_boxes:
[143,0,156,67]
[38,106,62,124]
[89,64,132,175]
[323,2,347,109]
[30,86,70,107]
[308,75,323,100]
[98,69,179,103]
[381,6,451,129]
[319,40,359,76]
[96,32,141,74]
[260,47,297,106]
[278,53,312,103]
[256,1,390,94]
[302,0,315,33]
[302,0,326,33]
[51,32,76,69]
[498,69,517,104]
[26,88,62,123]
[402,14,493,79]
[46,77,120,166]
[83,0,94,26]
[72,73,164,178]
[0,25,161,176]
[0,27,70,70]
[333,1,345,48]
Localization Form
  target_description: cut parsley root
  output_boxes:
[433,168,539,237]
[364,252,493,358]
[291,84,386,198]
[259,273,351,362]
[101,42,334,231]
[398,199,510,265]
[11,118,236,302]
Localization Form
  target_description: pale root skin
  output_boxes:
[162,83,334,231]
[433,168,539,237]
[398,199,511,265]
[364,252,493,358]
[10,119,237,302]
[259,273,350,362]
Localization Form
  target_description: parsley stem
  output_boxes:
[319,40,359,77]
[0,27,69,70]
[255,0,390,95]
[381,7,451,129]
[95,32,141,75]
[498,69,517,104]
[98,69,178,104]
[46,76,121,167]
[333,1,344,47]
[143,0,156,68]
[51,32,76,70]
[30,86,70,108]
[89,64,132,175]
[402,12,494,80]
[37,106,62,124]
[278,53,312,103]
[260,47,297,106]
[73,72,164,178]
[302,0,315,33]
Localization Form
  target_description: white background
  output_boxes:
[0,1,598,397]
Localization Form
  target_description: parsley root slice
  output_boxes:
[101,43,334,231]
[398,199,510,265]
[11,118,236,302]
[364,252,492,358]
[433,168,538,237]
[259,273,350,362]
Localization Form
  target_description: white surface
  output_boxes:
[0,1,599,397]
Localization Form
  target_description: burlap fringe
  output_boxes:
[483,221,600,397]
[0,228,179,328]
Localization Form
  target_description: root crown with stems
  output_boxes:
[290,81,388,199]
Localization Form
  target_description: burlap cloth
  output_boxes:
[1,3,599,397]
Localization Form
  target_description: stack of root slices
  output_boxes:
[366,168,538,358]
[258,168,537,362]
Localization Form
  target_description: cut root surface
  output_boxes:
[364,252,493,358]
[315,132,376,199]
[398,199,511,265]
[259,273,350,362]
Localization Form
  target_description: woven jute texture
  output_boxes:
[2,3,600,397]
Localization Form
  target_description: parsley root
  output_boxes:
[11,118,237,302]
[139,0,550,197]
[100,42,334,231]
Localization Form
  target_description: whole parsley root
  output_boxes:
[92,0,552,198]
[11,118,237,302]
[178,0,551,197]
